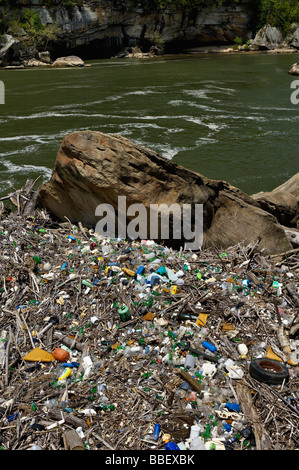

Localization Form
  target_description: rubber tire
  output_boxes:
[249,358,289,385]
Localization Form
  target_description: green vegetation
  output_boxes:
[256,0,299,34]
[0,6,61,47]
[233,36,251,50]
[125,0,299,35]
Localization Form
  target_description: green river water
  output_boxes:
[0,52,298,198]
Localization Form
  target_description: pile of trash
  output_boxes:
[0,205,298,451]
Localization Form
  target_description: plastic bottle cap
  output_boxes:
[165,442,180,450]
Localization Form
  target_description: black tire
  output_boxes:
[249,358,289,385]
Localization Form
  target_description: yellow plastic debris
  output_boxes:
[266,346,282,362]
[56,296,64,305]
[196,313,208,327]
[121,267,136,277]
[23,347,55,362]
[142,312,156,321]
[222,323,235,332]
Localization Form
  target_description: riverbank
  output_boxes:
[1,44,298,71]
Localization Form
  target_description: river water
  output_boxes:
[0,53,298,198]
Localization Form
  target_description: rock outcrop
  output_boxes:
[289,62,299,75]
[37,131,293,254]
[0,35,21,67]
[9,0,255,59]
[251,24,299,52]
[252,173,299,229]
[251,25,284,50]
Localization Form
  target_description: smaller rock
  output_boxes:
[25,58,51,67]
[289,62,299,75]
[38,51,52,64]
[51,56,85,68]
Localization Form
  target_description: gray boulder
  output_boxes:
[0,35,21,67]
[251,25,284,50]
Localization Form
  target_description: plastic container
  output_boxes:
[52,347,70,362]
[237,343,248,356]
[58,367,72,381]
[189,424,201,440]
[184,354,196,369]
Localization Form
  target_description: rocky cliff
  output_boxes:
[5,0,256,60]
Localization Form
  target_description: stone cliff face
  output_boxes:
[12,0,255,58]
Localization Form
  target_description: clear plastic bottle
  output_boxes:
[190,437,206,450]
[0,330,7,367]
[28,444,42,450]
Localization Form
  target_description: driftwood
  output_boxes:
[235,381,272,450]
[0,186,298,451]
[63,429,85,450]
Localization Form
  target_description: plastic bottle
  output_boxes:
[58,367,72,381]
[44,398,59,409]
[0,330,7,367]
[189,424,201,440]
[202,341,217,353]
[184,354,196,369]
[28,444,42,450]
[190,437,206,450]
[153,423,160,441]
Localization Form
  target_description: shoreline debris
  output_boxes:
[0,184,298,451]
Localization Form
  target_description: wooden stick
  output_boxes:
[235,381,272,450]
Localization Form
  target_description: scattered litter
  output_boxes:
[0,186,298,451]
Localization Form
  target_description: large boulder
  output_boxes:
[0,35,21,67]
[251,25,284,50]
[37,131,293,254]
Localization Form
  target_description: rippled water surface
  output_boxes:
[0,53,298,197]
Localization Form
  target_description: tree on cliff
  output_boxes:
[0,6,61,48]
